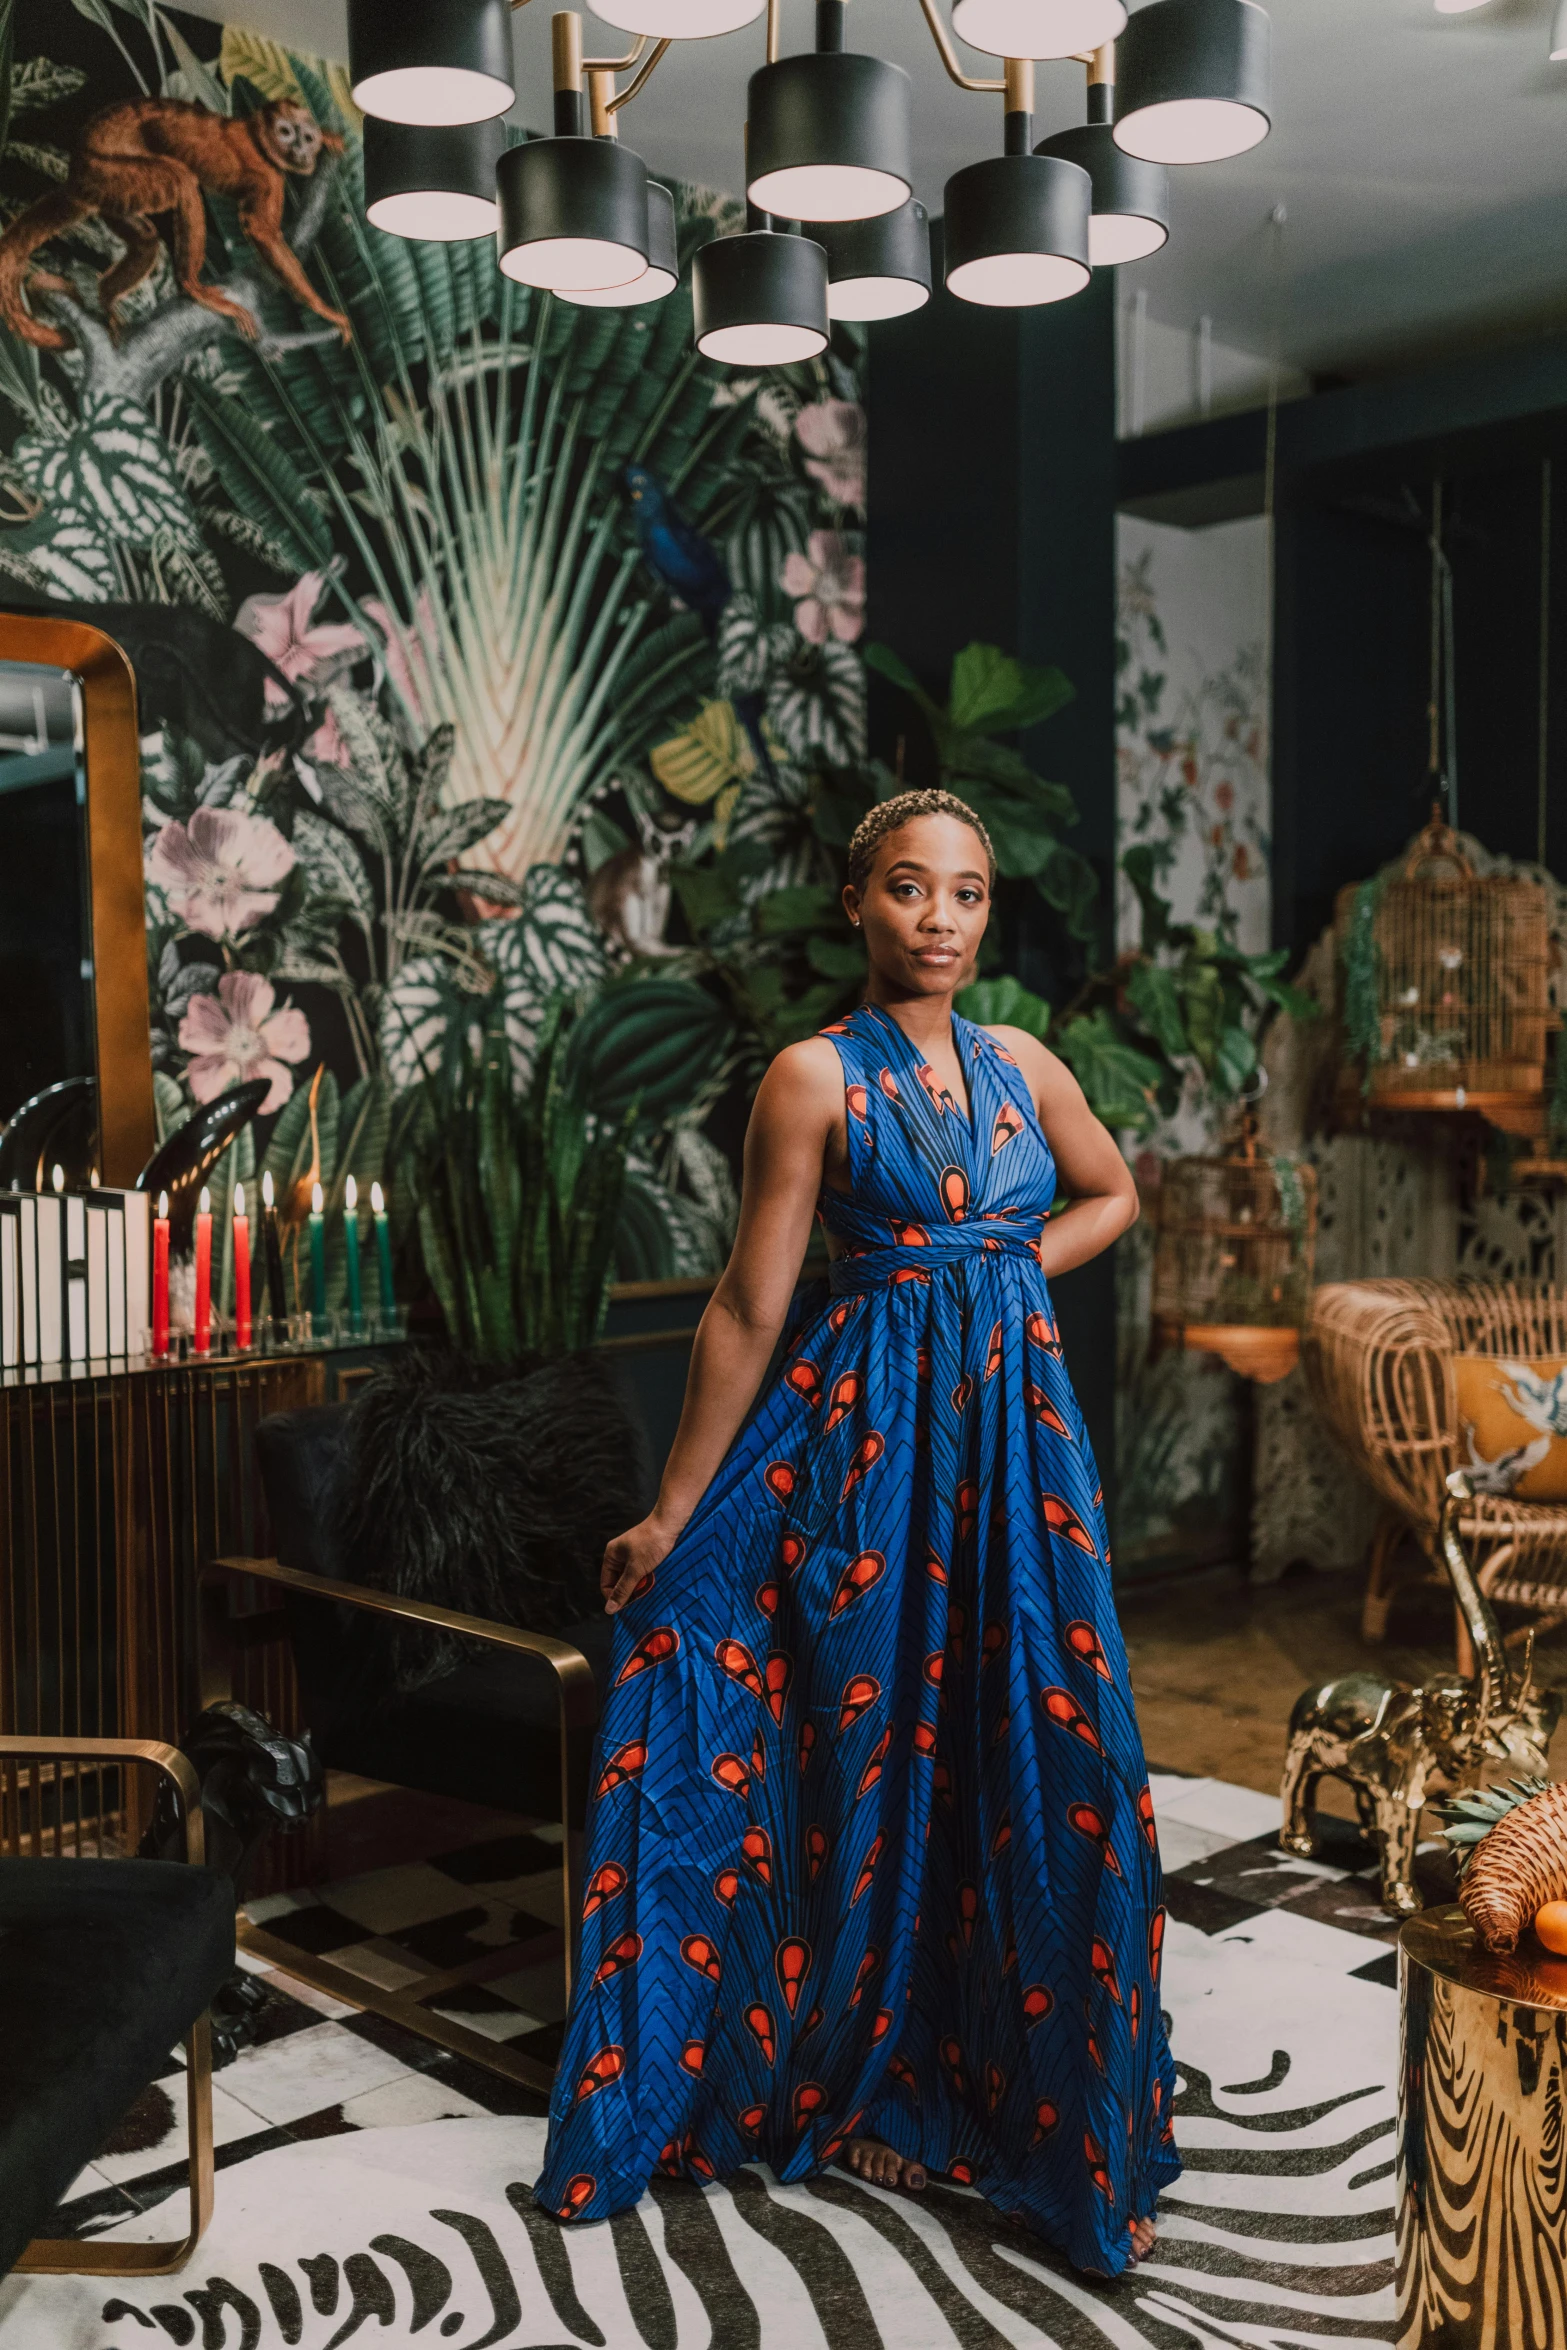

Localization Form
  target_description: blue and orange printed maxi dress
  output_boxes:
[536,1002,1180,2276]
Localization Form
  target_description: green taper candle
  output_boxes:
[371,1180,395,1325]
[343,1172,363,1333]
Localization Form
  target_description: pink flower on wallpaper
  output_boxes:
[234,573,364,709]
[794,399,867,510]
[305,707,352,768]
[364,590,440,720]
[178,972,310,1116]
[781,530,867,645]
[146,806,295,941]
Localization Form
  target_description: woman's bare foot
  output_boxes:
[844,2137,928,2190]
[1128,2215,1157,2263]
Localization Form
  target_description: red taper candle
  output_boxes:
[152,1189,170,1359]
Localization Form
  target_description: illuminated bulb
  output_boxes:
[592,0,765,34]
[946,250,1089,306]
[950,0,1125,61]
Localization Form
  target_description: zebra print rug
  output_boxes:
[0,1905,1400,2349]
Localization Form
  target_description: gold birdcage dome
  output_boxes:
[1335,816,1552,1133]
[1152,1112,1318,1383]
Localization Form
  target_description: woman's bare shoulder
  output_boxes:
[753,1034,846,1119]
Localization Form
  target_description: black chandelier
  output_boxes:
[351,0,1271,356]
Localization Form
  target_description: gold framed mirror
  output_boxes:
[0,612,153,1187]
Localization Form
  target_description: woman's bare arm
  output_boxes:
[601,1037,843,1612]
[987,1024,1139,1281]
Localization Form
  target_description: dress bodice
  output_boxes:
[818,1003,1058,1293]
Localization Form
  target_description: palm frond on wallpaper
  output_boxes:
[186,93,737,878]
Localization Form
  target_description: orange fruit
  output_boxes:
[1533,1902,1567,1955]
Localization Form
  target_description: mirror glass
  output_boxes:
[0,661,90,1124]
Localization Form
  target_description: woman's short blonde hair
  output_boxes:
[845,789,996,896]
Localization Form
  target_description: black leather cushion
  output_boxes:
[255,1405,612,1818]
[0,1859,234,2276]
[313,1614,614,1817]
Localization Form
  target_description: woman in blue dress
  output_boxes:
[536,790,1179,2276]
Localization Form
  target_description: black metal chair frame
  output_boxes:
[200,1555,597,2095]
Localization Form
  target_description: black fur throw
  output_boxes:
[331,1347,647,1689]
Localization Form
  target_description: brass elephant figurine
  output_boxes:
[1280,1470,1560,1916]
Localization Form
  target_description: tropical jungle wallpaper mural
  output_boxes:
[0,0,879,1320]
[0,4,1297,1562]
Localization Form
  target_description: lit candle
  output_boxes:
[233,1182,252,1351]
[193,1184,212,1356]
[152,1188,170,1359]
[260,1169,286,1328]
[343,1173,363,1334]
[309,1180,326,1336]
[371,1181,395,1326]
[51,1163,63,1195]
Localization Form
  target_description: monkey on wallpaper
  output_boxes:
[0,97,350,351]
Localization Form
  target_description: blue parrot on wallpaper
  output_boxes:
[624,463,731,639]
[624,461,775,786]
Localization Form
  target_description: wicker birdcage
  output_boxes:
[1335,816,1552,1130]
[1152,1114,1318,1382]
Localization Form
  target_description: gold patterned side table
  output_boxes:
[1398,1904,1567,2348]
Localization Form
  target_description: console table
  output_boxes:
[0,1345,388,1880]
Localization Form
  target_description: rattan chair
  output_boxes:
[1303,1279,1567,1670]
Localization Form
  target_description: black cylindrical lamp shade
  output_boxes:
[349,0,514,126]
[746,53,913,223]
[496,136,650,291]
[815,199,930,320]
[692,231,829,364]
[564,181,679,307]
[1113,0,1271,165]
[1035,124,1167,265]
[943,152,1090,308]
[364,117,506,241]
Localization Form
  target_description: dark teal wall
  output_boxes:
[866,257,1121,1520]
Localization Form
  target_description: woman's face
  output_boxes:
[844,814,992,999]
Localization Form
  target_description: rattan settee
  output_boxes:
[1303,1280,1567,1668]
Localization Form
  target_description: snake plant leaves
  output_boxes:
[563,978,734,1126]
[651,701,756,807]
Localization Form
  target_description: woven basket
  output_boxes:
[1461,1779,1567,1953]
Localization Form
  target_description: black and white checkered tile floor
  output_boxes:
[42,1768,1424,2248]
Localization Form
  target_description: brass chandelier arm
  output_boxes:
[605,36,673,112]
[584,31,652,72]
[916,0,1004,96]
